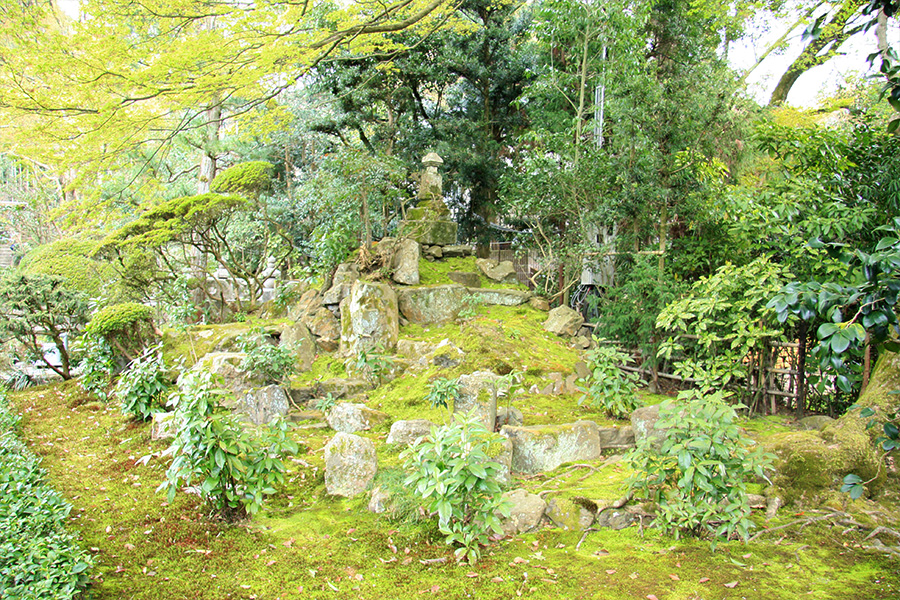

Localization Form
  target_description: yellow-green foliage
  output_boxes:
[101,193,249,250]
[210,161,273,199]
[19,238,120,300]
[417,256,528,290]
[85,303,153,337]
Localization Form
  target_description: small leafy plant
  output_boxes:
[315,393,338,413]
[401,412,509,564]
[626,390,772,547]
[425,376,461,420]
[578,340,640,418]
[0,390,93,598]
[159,370,299,520]
[78,333,117,402]
[345,345,395,387]
[457,293,484,320]
[115,345,171,421]
[237,328,295,385]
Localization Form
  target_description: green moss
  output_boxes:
[19,238,127,301]
[86,303,153,337]
[417,256,528,291]
[210,161,273,199]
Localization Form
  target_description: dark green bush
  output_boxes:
[0,392,93,598]
[85,302,156,365]
[115,345,171,421]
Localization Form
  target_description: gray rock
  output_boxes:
[597,426,635,449]
[472,288,531,306]
[189,352,259,396]
[239,385,290,425]
[280,321,317,371]
[574,361,591,380]
[391,238,421,286]
[491,437,514,486]
[573,335,591,349]
[425,245,443,259]
[529,297,551,311]
[500,421,602,475]
[289,289,322,323]
[594,507,637,530]
[308,307,341,352]
[368,486,397,514]
[326,402,389,433]
[454,370,503,432]
[545,498,595,530]
[324,432,377,498]
[387,419,435,445]
[318,378,372,399]
[448,271,481,287]
[499,489,547,536]
[397,284,468,326]
[340,280,399,355]
[543,306,585,337]
[151,411,176,441]
[323,263,359,305]
[496,406,524,428]
[475,258,518,284]
[631,404,665,451]
[396,338,466,371]
[443,244,474,258]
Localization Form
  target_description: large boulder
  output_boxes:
[387,419,435,445]
[323,263,360,306]
[475,258,518,284]
[396,338,466,371]
[279,322,317,371]
[543,306,584,337]
[630,404,664,451]
[288,289,323,323]
[151,411,176,441]
[307,307,341,352]
[500,421,602,475]
[453,370,504,432]
[597,426,635,449]
[326,402,389,433]
[238,385,290,425]
[324,432,377,498]
[498,489,547,536]
[340,280,399,355]
[443,245,474,258]
[397,285,468,326]
[391,238,421,285]
[473,288,531,306]
[190,352,259,396]
[545,497,595,531]
[447,271,481,287]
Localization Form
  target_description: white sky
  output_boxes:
[56,0,900,108]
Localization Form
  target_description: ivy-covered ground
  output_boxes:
[10,300,900,599]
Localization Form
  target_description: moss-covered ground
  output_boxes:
[12,381,899,599]
[10,267,900,599]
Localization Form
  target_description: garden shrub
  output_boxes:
[77,334,116,402]
[401,413,509,563]
[626,390,773,547]
[0,392,93,599]
[0,272,89,380]
[578,340,640,418]
[84,302,156,365]
[210,161,274,199]
[19,237,130,303]
[236,328,295,385]
[115,345,171,421]
[160,370,299,520]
